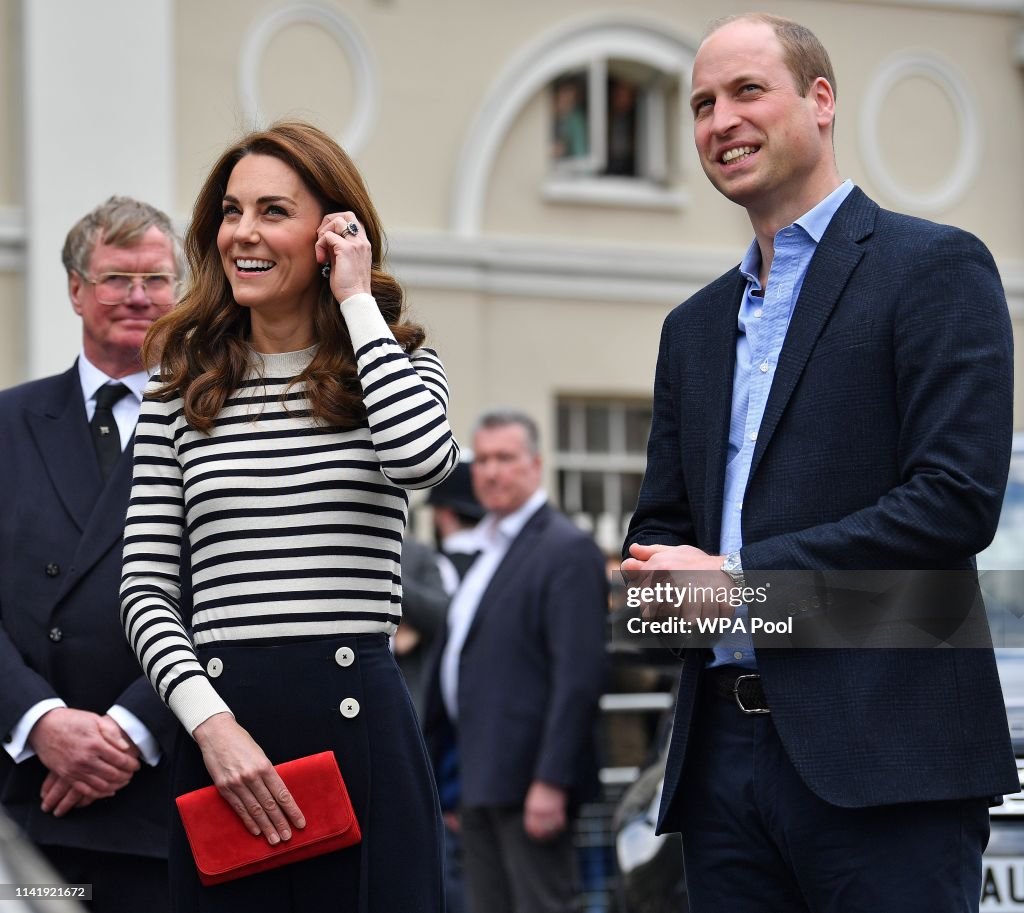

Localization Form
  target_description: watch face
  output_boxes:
[722,554,743,583]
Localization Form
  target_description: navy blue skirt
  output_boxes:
[168,633,445,913]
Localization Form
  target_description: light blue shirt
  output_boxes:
[712,180,855,669]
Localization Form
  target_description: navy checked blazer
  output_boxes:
[624,187,1019,834]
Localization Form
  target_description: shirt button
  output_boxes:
[749,432,758,442]
[339,698,360,719]
[754,308,763,318]
[49,627,63,643]
[760,362,770,373]
[45,563,60,577]
[733,651,744,660]
[335,647,355,667]
[206,658,224,678]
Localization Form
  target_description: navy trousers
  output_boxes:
[676,670,991,913]
[169,634,444,913]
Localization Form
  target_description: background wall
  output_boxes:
[4,0,1022,545]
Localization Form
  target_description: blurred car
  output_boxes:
[0,809,86,912]
[985,650,1024,911]
[980,435,1024,911]
[615,438,1024,912]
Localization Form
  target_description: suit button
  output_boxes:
[335,647,355,667]
[339,698,360,719]
[45,563,60,578]
[207,658,224,678]
[49,627,63,643]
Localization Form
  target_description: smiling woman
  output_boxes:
[215,154,326,330]
[142,121,423,433]
[121,121,457,913]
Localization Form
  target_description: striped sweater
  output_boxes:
[120,294,458,734]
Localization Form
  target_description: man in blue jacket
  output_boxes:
[623,14,1016,913]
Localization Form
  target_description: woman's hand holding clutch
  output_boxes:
[193,712,307,846]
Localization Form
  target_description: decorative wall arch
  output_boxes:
[858,52,980,214]
[238,3,378,156]
[450,16,698,237]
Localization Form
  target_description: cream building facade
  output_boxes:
[2,0,1022,548]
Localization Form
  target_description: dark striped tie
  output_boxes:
[91,383,129,481]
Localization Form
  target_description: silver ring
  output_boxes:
[340,221,359,238]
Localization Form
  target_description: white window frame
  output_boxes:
[544,59,685,211]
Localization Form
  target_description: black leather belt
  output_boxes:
[705,667,770,714]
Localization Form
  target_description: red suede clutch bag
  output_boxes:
[175,751,361,887]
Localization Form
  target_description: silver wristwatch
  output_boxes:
[721,551,745,588]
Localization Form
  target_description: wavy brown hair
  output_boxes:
[143,120,424,432]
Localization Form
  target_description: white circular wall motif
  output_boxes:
[239,4,378,156]
[858,52,980,214]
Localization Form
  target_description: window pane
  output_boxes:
[585,405,610,452]
[581,471,605,516]
[552,74,589,161]
[625,406,652,453]
[557,401,572,452]
[620,472,644,515]
[559,469,582,514]
[604,75,640,176]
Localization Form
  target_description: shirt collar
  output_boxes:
[442,526,484,554]
[482,488,548,545]
[739,179,856,283]
[77,349,149,405]
[793,178,855,243]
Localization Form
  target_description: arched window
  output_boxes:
[550,59,674,184]
[451,18,695,234]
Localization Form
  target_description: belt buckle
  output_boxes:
[733,673,769,714]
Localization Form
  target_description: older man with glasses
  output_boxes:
[0,196,180,912]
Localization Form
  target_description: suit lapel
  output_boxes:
[703,273,745,550]
[25,366,102,533]
[461,504,549,650]
[57,434,136,603]
[746,189,876,485]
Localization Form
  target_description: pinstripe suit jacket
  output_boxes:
[624,188,1019,833]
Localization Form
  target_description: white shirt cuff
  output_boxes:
[106,705,162,767]
[4,699,66,763]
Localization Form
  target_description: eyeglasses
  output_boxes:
[83,272,180,305]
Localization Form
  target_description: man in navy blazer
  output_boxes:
[423,409,607,913]
[622,14,1016,913]
[0,197,179,912]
